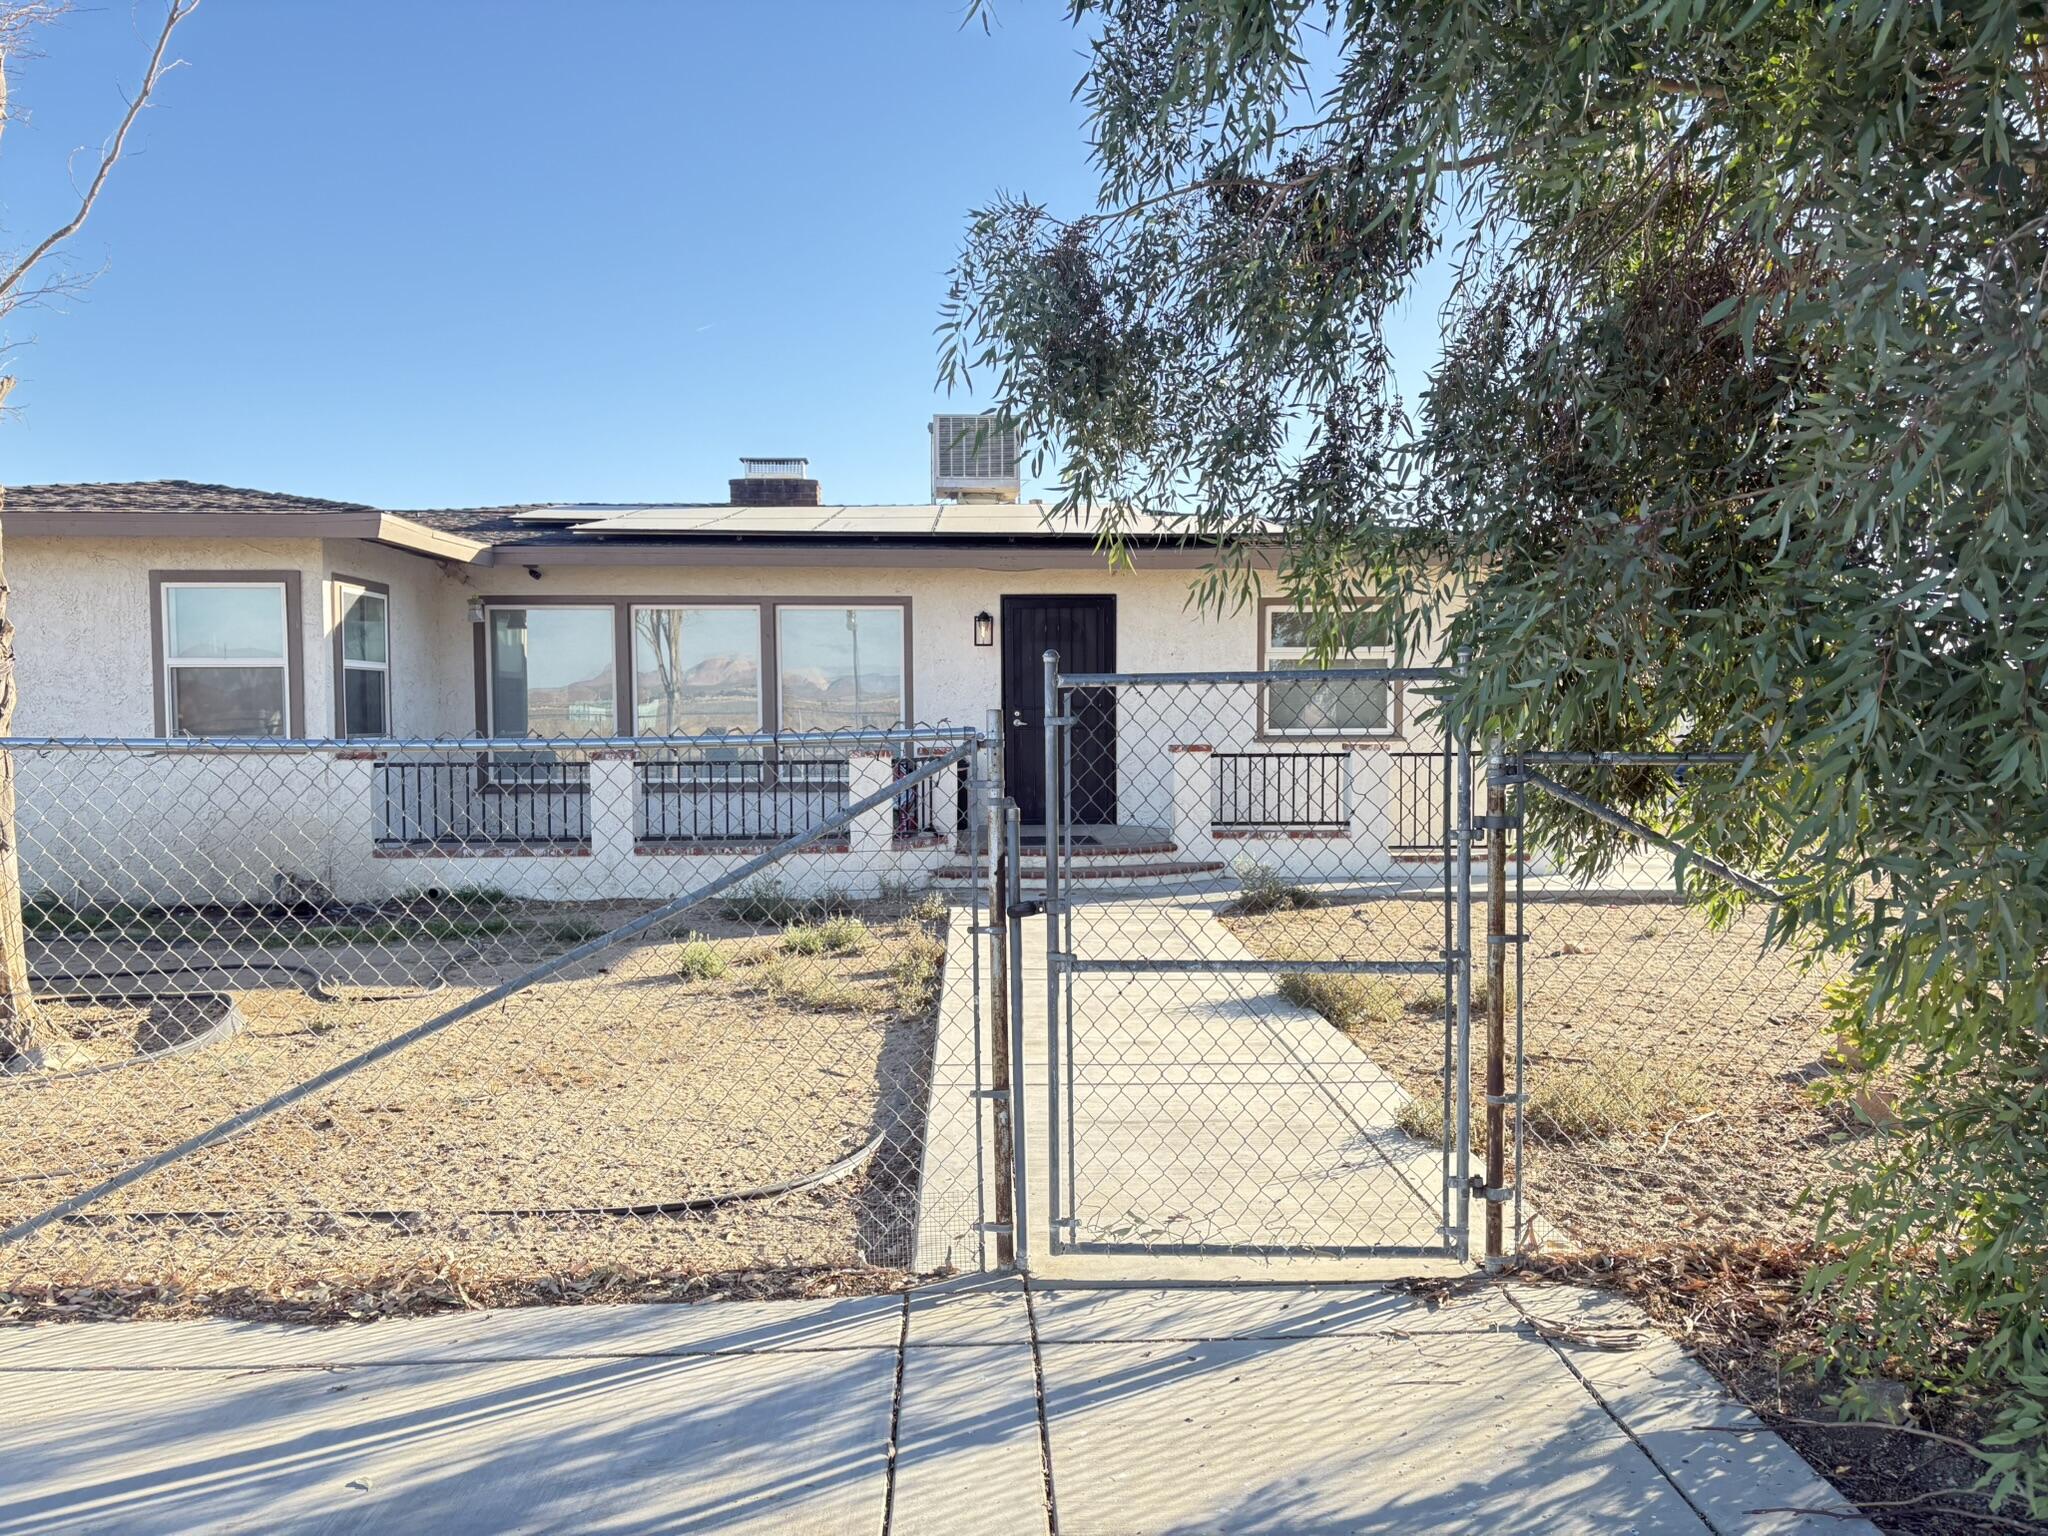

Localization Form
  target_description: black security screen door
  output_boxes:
[1001,595,1116,826]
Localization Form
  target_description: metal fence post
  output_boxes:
[1454,648,1474,1262]
[986,710,1014,1267]
[965,724,991,1271]
[1042,648,1063,1251]
[1004,801,1031,1272]
[1485,744,1508,1263]
[1511,773,1527,1257]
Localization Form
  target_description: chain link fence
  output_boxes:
[1491,759,1860,1259]
[0,706,1871,1305]
[1032,657,1859,1265]
[0,729,993,1312]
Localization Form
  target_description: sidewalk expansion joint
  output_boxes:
[1021,1276,1061,1536]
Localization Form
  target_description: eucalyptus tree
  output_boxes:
[944,0,2048,1508]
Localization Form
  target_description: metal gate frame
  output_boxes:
[1035,652,1479,1262]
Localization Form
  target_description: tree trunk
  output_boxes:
[0,493,37,1064]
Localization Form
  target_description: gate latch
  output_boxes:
[1008,900,1045,919]
[1472,814,1521,832]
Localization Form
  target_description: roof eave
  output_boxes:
[490,537,1272,570]
[3,508,491,564]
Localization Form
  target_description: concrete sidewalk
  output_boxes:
[0,1276,1871,1534]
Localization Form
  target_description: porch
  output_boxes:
[10,731,1457,911]
[370,745,967,855]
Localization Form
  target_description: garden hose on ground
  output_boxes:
[3,945,493,1089]
[47,1130,889,1227]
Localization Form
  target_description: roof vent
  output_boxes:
[731,456,820,507]
[931,414,1021,503]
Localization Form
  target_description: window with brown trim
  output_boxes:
[334,580,391,737]
[485,605,617,738]
[1260,606,1398,737]
[470,596,914,741]
[159,580,292,737]
[775,605,907,732]
[631,605,762,733]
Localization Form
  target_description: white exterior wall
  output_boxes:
[444,558,1266,737]
[316,537,472,738]
[8,535,332,737]
[6,536,351,907]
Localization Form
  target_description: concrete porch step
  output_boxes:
[931,858,1226,889]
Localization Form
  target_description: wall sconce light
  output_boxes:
[466,598,485,624]
[973,611,995,647]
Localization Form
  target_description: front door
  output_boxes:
[1000,595,1115,826]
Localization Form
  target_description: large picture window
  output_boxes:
[336,583,390,737]
[776,606,906,732]
[632,606,761,734]
[487,606,617,737]
[1263,607,1396,736]
[162,581,291,737]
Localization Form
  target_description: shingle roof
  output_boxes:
[3,479,544,547]
[5,479,381,518]
[2,479,1228,551]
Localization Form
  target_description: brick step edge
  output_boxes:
[1002,842,1179,860]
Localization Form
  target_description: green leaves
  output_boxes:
[948,0,2048,1502]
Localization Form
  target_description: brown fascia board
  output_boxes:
[1,507,1272,570]
[491,538,1278,570]
[1,508,492,564]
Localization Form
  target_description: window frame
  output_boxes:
[628,602,767,739]
[773,602,911,735]
[149,570,305,738]
[331,576,392,739]
[467,595,916,744]
[1256,601,1401,740]
[481,602,621,740]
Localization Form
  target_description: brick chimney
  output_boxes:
[730,456,820,506]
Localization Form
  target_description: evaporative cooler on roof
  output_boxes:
[930,414,1022,503]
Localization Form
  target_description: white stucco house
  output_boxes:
[1,433,1454,905]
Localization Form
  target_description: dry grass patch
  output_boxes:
[669,936,728,982]
[1392,1052,1714,1147]
[1228,894,1870,1249]
[3,895,956,1301]
[781,916,874,956]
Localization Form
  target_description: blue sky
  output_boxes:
[1,2,1443,509]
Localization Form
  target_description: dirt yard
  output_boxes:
[1224,892,1872,1251]
[2,889,954,1312]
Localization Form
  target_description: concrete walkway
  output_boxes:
[0,1275,1870,1534]
[917,893,1452,1271]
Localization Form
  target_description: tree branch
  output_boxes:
[0,0,200,308]
[1062,150,1502,230]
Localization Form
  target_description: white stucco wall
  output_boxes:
[3,533,1448,747]
[8,535,332,737]
[317,537,472,738]
[443,558,1268,737]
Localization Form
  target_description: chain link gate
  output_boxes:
[1034,654,1477,1260]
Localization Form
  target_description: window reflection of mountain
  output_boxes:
[524,670,615,734]
[636,617,762,730]
[781,669,904,729]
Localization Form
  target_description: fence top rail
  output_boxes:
[1510,750,1752,768]
[0,727,983,755]
[1056,666,1455,687]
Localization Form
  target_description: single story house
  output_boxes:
[0,430,1455,905]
